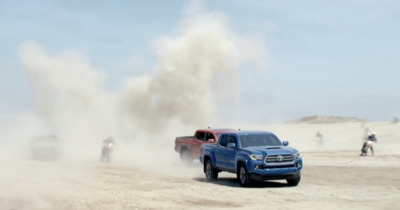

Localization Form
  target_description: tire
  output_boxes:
[237,163,251,187]
[100,148,106,162]
[105,149,111,162]
[287,175,301,186]
[101,148,111,163]
[363,145,368,154]
[205,159,218,181]
[180,149,193,164]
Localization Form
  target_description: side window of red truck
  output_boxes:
[205,132,215,142]
[196,132,206,141]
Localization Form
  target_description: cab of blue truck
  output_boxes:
[200,130,303,187]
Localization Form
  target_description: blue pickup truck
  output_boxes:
[200,130,303,187]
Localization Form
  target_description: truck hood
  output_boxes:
[241,146,298,155]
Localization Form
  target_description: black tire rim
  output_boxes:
[240,166,246,184]
[206,161,211,179]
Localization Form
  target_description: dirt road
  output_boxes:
[1,151,399,210]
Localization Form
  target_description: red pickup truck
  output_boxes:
[174,128,235,163]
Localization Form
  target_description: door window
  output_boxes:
[219,135,228,147]
[205,132,215,142]
[228,135,237,147]
[195,132,206,141]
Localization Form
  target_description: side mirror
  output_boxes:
[207,139,215,143]
[227,143,236,149]
[282,141,289,146]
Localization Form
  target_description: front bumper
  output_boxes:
[249,169,301,181]
[247,159,302,181]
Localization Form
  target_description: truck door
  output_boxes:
[215,134,228,169]
[225,135,238,170]
[192,131,206,158]
[215,134,238,171]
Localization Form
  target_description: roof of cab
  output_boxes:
[199,128,236,132]
[221,130,274,135]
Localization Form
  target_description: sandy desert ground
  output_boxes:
[1,121,399,210]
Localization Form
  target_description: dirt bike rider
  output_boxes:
[315,131,324,147]
[360,132,377,156]
[101,136,115,161]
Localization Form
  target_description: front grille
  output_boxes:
[265,154,295,166]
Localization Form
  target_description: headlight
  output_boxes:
[294,152,300,159]
[248,154,263,161]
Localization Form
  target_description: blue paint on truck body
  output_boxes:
[201,131,303,186]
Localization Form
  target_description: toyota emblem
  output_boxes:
[276,155,284,161]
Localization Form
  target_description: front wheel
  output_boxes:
[287,175,301,186]
[105,149,111,162]
[237,164,251,187]
[205,159,218,181]
[100,147,106,162]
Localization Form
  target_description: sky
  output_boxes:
[1,0,399,125]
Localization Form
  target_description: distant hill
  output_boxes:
[287,115,368,124]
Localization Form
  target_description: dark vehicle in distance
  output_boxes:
[30,135,63,161]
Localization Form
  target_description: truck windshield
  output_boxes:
[239,134,282,148]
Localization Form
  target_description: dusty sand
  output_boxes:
[1,122,399,210]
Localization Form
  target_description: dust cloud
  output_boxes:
[3,3,400,210]
[1,8,266,168]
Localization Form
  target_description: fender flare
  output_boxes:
[202,152,216,165]
[202,153,217,170]
[235,156,249,172]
